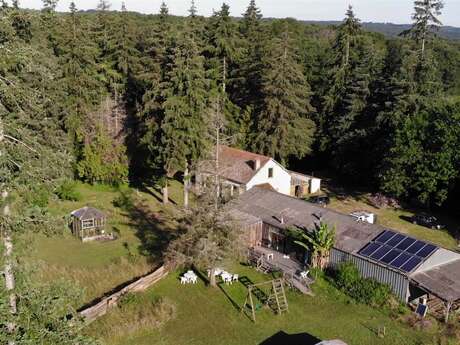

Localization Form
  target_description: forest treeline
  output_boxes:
[1,0,460,209]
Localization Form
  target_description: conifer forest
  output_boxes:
[1,0,460,343]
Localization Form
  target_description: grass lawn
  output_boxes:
[327,193,459,250]
[88,263,445,345]
[23,181,183,305]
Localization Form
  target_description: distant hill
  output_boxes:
[301,20,460,40]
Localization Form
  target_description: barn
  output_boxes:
[229,187,460,321]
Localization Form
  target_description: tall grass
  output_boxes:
[35,257,153,305]
[87,294,176,342]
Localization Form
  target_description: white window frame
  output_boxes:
[268,168,274,178]
[82,218,95,229]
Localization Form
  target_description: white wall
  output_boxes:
[310,178,321,194]
[246,159,291,195]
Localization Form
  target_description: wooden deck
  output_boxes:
[249,246,314,295]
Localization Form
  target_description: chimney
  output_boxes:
[253,159,261,170]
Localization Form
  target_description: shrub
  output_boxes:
[333,262,392,306]
[55,180,81,201]
[22,184,51,208]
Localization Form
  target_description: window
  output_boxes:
[268,168,274,178]
[82,219,95,229]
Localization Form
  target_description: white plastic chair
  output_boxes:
[232,274,239,282]
[180,276,188,284]
[300,271,309,279]
[190,276,197,284]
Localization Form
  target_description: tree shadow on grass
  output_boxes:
[259,331,321,345]
[139,183,178,206]
[217,281,242,313]
[114,190,179,264]
[239,276,268,304]
[399,214,460,245]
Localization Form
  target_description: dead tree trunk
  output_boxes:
[1,119,16,345]
[183,163,189,209]
[162,180,169,205]
[209,267,217,287]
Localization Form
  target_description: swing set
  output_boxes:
[240,278,288,322]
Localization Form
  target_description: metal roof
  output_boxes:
[71,206,105,220]
[411,259,460,302]
[230,187,460,302]
[229,187,383,254]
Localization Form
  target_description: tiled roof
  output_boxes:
[202,146,272,185]
[71,206,105,220]
[228,187,383,254]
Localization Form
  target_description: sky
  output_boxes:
[16,0,460,27]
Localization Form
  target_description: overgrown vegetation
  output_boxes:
[55,180,82,201]
[87,294,176,341]
[332,262,393,307]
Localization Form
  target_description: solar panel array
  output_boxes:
[358,230,438,273]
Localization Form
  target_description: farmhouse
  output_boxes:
[196,145,321,198]
[230,187,460,321]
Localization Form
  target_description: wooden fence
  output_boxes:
[79,265,168,323]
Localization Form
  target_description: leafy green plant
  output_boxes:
[55,180,82,201]
[291,222,335,270]
[333,262,392,306]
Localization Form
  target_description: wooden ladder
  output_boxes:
[270,279,288,314]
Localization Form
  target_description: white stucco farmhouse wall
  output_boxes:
[246,159,291,195]
[310,177,321,194]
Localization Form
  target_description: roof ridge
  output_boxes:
[219,144,271,160]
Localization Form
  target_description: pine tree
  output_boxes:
[234,0,266,135]
[410,0,444,59]
[10,0,32,42]
[41,0,60,53]
[159,27,208,207]
[338,5,361,66]
[189,0,197,18]
[160,1,169,18]
[96,0,111,56]
[253,24,315,164]
[60,0,104,162]
[319,6,376,177]
[206,3,239,93]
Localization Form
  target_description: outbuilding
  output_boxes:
[70,206,107,241]
[229,187,460,321]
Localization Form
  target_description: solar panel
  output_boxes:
[359,243,381,256]
[415,304,428,317]
[375,230,396,244]
[406,241,426,254]
[387,233,405,247]
[417,244,437,258]
[396,237,416,251]
[401,256,422,272]
[381,249,401,264]
[358,230,438,273]
[389,252,412,269]
[370,245,392,260]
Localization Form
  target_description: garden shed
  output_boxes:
[70,206,106,241]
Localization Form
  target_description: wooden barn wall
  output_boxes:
[244,221,263,247]
[330,248,409,302]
